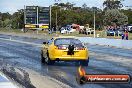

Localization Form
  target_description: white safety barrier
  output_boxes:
[77,37,132,49]
[0,37,132,49]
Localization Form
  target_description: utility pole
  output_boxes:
[37,6,39,25]
[54,0,60,31]
[94,10,96,38]
[56,11,58,31]
[24,5,26,25]
[24,5,26,33]
[50,5,52,31]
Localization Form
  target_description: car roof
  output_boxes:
[54,36,77,39]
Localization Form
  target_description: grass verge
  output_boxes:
[0,28,132,40]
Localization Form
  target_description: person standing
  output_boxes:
[125,30,129,40]
[121,32,125,40]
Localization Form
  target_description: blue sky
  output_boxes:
[0,0,131,14]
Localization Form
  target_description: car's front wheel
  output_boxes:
[45,52,55,65]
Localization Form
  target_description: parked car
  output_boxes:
[66,25,76,33]
[106,29,115,36]
[127,26,132,32]
[60,27,69,34]
[106,29,124,36]
[69,28,76,33]
[41,36,89,66]
[60,25,76,34]
[79,24,94,35]
[117,29,124,36]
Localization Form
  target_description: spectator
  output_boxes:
[52,27,54,32]
[54,26,56,32]
[125,30,129,40]
[121,32,125,40]
[59,27,61,33]
[48,29,52,34]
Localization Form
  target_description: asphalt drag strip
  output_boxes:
[0,35,132,88]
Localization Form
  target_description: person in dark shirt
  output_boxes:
[121,32,125,40]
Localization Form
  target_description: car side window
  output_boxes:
[47,38,54,45]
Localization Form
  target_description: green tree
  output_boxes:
[51,3,103,29]
[11,9,24,29]
[121,9,132,24]
[0,12,11,28]
[1,12,11,21]
[103,9,128,26]
[3,19,11,27]
[82,3,87,9]
[55,2,75,10]
[103,0,124,10]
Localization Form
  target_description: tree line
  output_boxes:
[0,9,24,29]
[0,0,132,30]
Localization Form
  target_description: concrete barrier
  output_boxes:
[77,37,132,49]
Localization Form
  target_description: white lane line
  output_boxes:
[0,38,42,47]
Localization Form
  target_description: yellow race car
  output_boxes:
[41,36,89,66]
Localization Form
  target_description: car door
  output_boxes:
[42,38,54,57]
[47,38,55,58]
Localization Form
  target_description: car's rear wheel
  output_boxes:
[41,51,45,63]
[45,52,55,65]
[80,58,89,66]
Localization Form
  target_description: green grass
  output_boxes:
[128,33,132,40]
[0,28,23,33]
[0,28,132,40]
[94,30,132,40]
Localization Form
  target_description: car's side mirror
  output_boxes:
[43,42,47,44]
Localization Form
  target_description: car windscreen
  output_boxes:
[54,38,83,46]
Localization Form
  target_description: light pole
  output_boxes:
[37,6,39,25]
[50,5,52,31]
[24,5,26,33]
[24,5,26,25]
[56,11,58,31]
[94,10,96,38]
